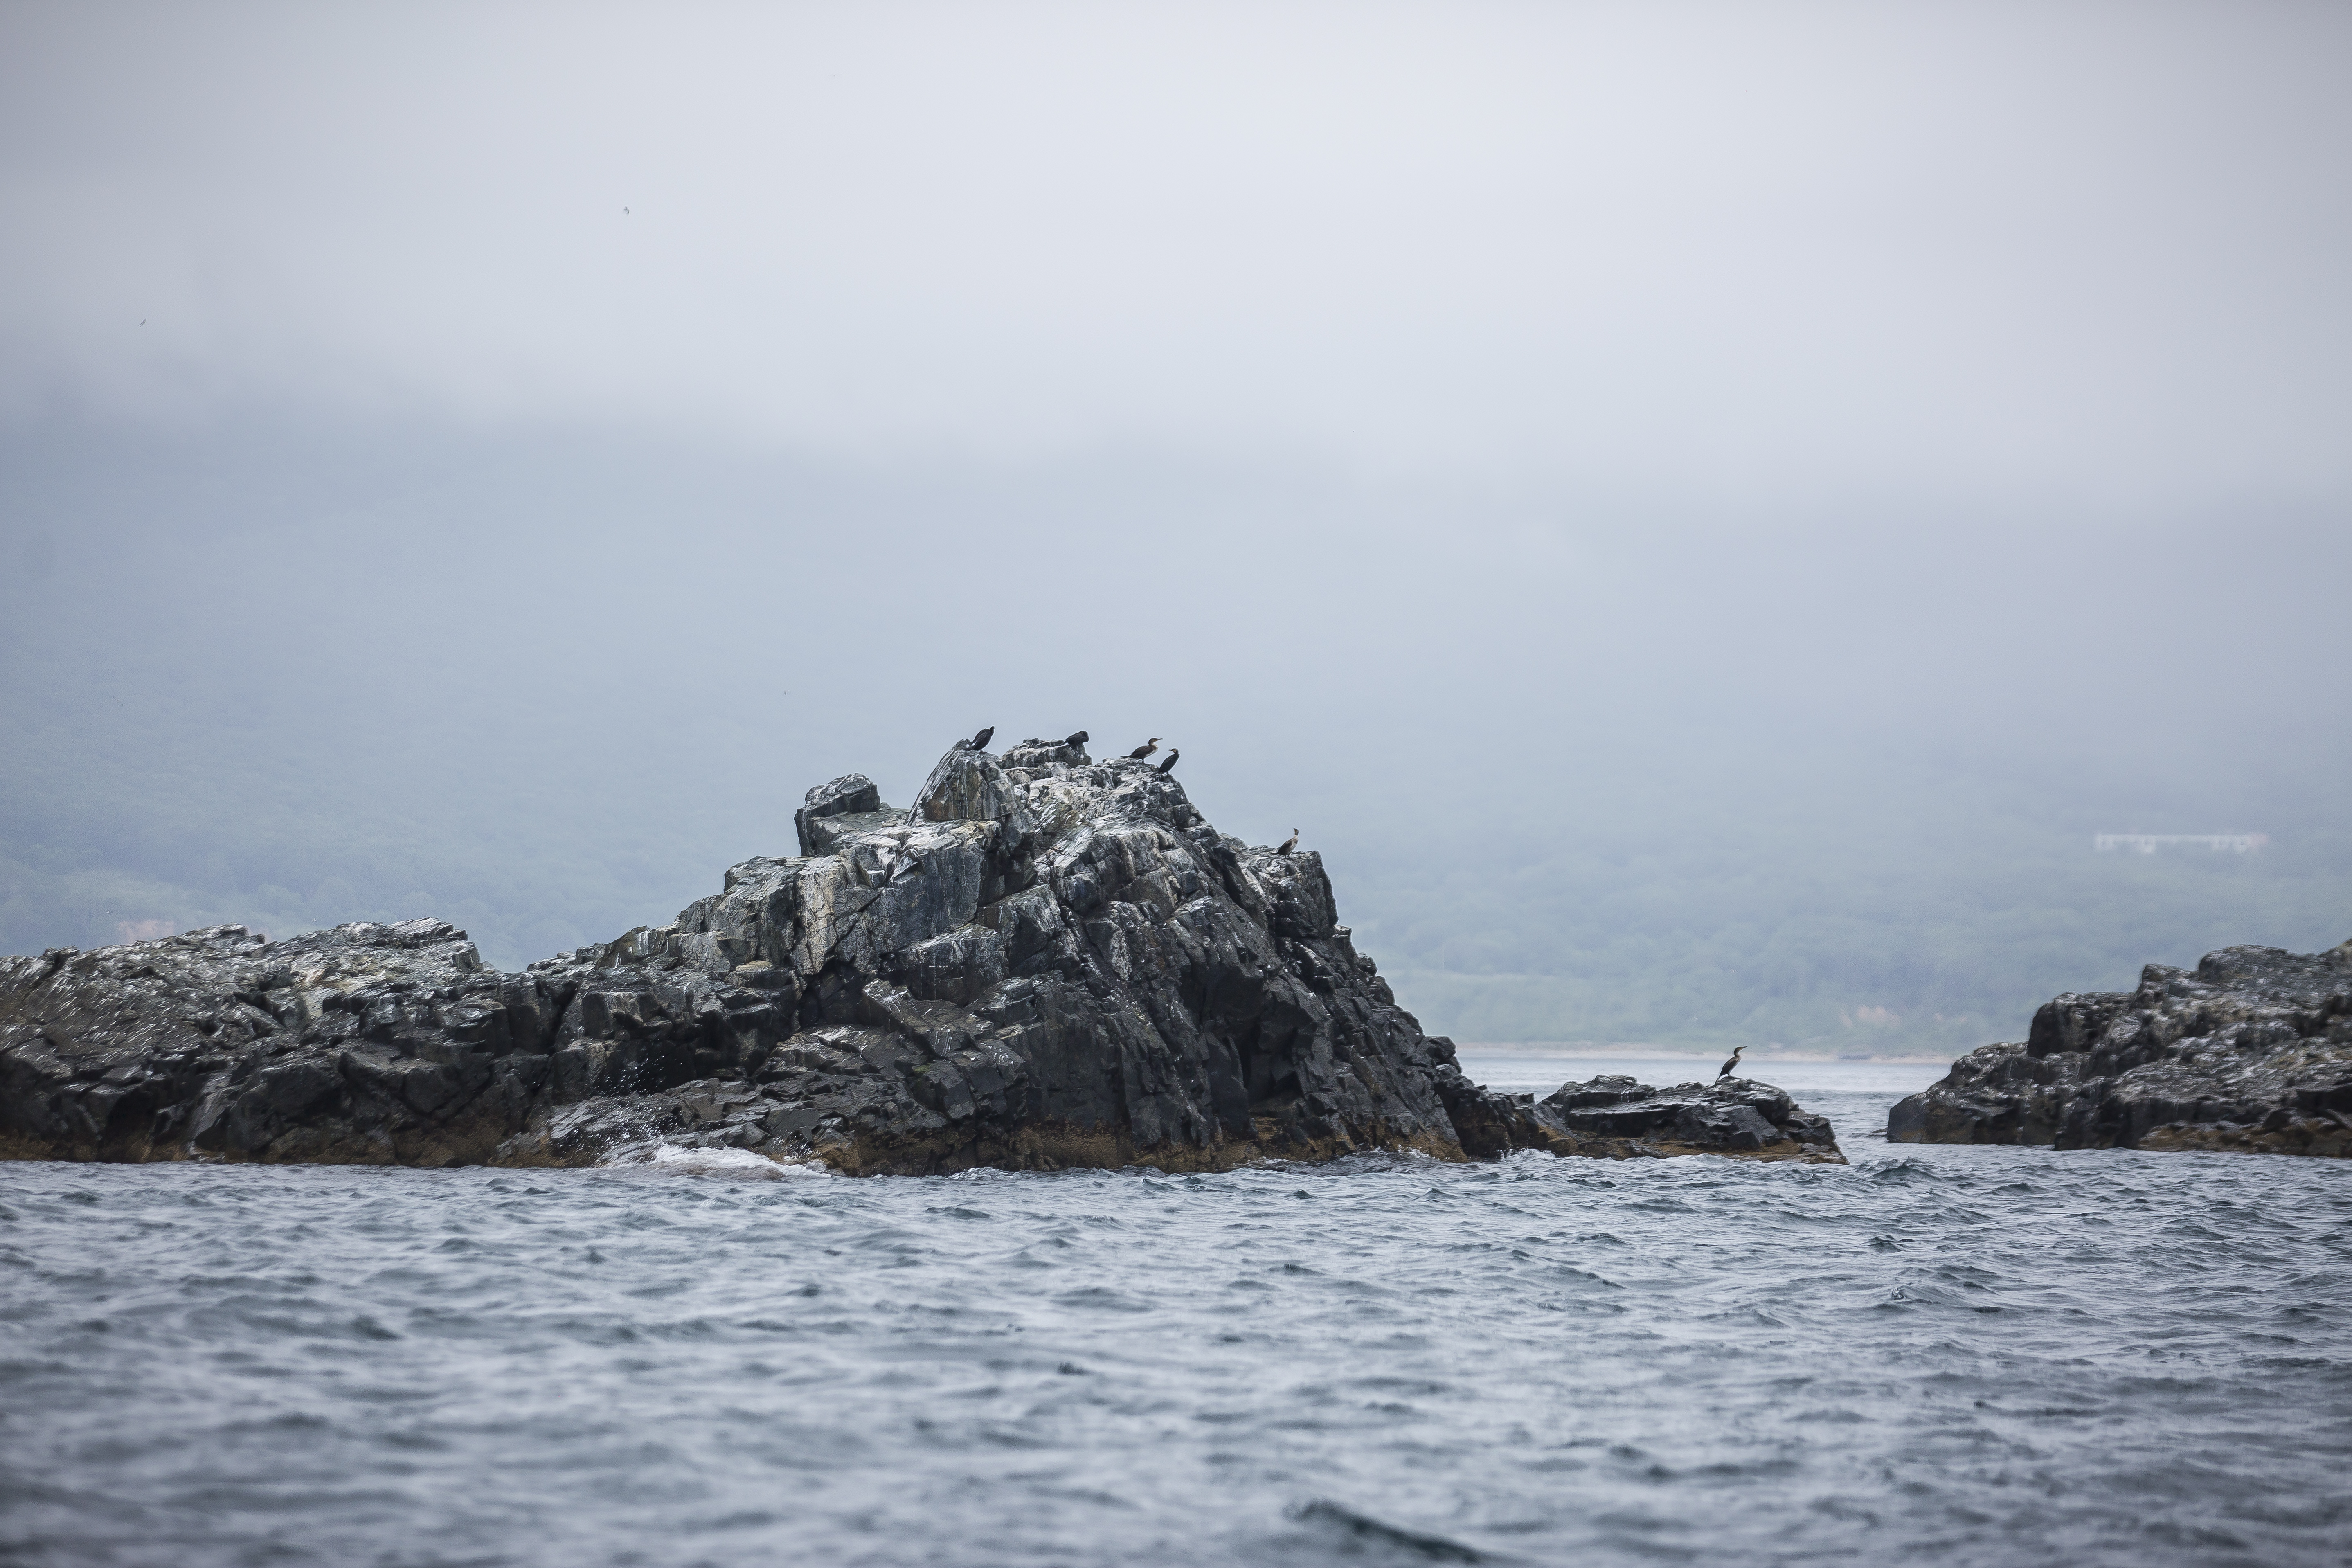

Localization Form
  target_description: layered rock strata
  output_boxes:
[1889,942,2352,1156]
[2,740,1843,1171]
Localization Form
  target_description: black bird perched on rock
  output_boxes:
[1275,830,1299,855]
[1128,738,1159,760]
[1718,1045,1744,1081]
[1064,730,1088,746]
[963,727,995,751]
[1155,748,1179,774]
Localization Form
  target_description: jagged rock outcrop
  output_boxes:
[1889,942,2352,1156]
[2,740,1843,1172]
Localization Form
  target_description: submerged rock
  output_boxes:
[2,741,1842,1172]
[1888,941,2352,1156]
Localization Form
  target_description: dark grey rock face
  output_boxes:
[1888,942,2352,1156]
[2,742,1842,1172]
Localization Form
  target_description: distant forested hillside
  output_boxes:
[1341,795,2347,1055]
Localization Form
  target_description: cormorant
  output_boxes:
[1064,730,1088,746]
[1275,830,1299,855]
[963,726,995,751]
[1155,748,1179,774]
[1717,1045,1744,1081]
[1128,738,1160,760]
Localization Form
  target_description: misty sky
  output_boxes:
[3,2,2347,1048]
[8,2,2348,500]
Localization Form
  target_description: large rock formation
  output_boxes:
[2,740,1843,1171]
[1889,942,2352,1156]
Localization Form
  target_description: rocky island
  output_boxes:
[1890,941,2352,1156]
[1,739,1842,1171]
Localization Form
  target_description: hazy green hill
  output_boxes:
[1348,813,2348,1055]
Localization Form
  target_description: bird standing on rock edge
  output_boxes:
[1718,1045,1744,1081]
[1275,830,1299,855]
[1155,749,1179,775]
[963,727,995,751]
[1128,738,1160,760]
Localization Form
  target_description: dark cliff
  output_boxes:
[1889,941,2352,1156]
[2,740,1841,1171]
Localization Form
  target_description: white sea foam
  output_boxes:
[596,1140,832,1180]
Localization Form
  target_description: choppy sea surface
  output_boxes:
[3,1055,2349,1568]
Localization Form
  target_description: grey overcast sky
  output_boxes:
[4,0,2347,507]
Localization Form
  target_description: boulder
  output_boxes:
[2,741,1844,1172]
[794,774,891,857]
[1888,941,2352,1156]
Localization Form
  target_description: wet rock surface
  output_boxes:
[3,742,1842,1172]
[1889,941,2352,1156]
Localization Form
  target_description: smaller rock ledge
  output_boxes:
[1537,1074,1842,1160]
[1444,1073,1843,1164]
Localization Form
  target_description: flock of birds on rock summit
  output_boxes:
[957,726,1298,855]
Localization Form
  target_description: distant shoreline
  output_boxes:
[1455,1042,1956,1064]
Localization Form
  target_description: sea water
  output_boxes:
[2,1057,2347,1567]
